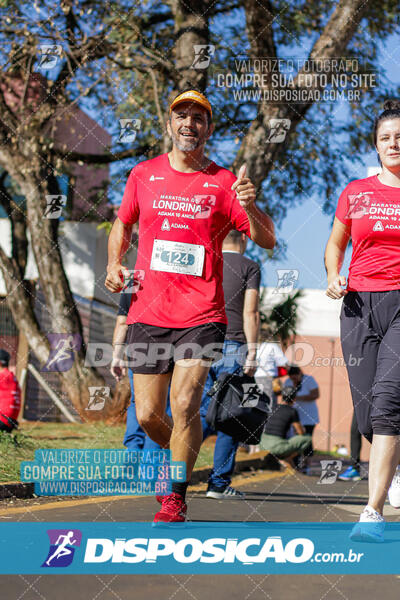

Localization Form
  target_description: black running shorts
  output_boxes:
[126,321,226,374]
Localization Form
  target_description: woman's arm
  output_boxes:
[324,217,351,299]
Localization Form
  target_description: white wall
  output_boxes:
[0,220,136,306]
[260,286,343,337]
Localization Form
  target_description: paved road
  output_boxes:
[1,469,399,599]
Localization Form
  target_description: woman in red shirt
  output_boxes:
[325,99,400,542]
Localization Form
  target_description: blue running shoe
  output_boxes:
[350,506,385,543]
[338,466,361,481]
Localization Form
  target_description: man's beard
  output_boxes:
[171,130,204,152]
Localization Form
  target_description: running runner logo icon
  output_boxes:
[44,195,67,219]
[38,45,62,69]
[267,119,291,143]
[242,383,265,408]
[42,333,82,372]
[317,460,342,484]
[345,192,373,219]
[119,119,141,143]
[86,387,110,411]
[192,194,216,219]
[42,529,82,568]
[121,269,145,294]
[191,45,215,70]
[274,269,299,294]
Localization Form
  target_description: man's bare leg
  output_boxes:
[169,359,211,480]
[133,373,173,448]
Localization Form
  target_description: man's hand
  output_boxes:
[105,263,127,293]
[231,164,256,210]
[243,355,258,376]
[111,356,127,381]
[326,274,347,299]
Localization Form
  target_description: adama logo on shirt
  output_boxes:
[161,218,189,231]
[373,221,384,232]
[149,175,165,181]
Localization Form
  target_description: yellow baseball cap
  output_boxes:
[169,90,212,119]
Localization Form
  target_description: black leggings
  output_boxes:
[350,411,361,469]
[340,290,400,441]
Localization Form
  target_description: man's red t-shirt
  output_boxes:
[335,175,400,291]
[117,154,252,328]
[0,368,21,426]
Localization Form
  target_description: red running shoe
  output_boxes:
[155,495,164,504]
[153,493,187,523]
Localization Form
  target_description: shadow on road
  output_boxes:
[195,491,366,506]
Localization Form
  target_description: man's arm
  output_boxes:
[105,218,133,293]
[245,205,276,250]
[293,421,305,435]
[111,315,128,381]
[231,165,276,250]
[242,288,260,376]
[296,388,319,402]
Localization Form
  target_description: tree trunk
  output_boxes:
[0,146,124,422]
[163,0,212,151]
[169,0,211,92]
[233,0,369,188]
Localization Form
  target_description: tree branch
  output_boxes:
[233,0,370,189]
[0,173,28,279]
[0,245,49,364]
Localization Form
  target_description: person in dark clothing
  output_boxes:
[201,229,261,499]
[339,411,362,481]
[260,385,311,467]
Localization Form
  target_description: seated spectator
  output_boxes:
[260,385,311,468]
[0,349,21,433]
[284,365,320,468]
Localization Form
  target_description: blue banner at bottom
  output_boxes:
[0,522,398,574]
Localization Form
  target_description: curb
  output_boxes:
[0,482,34,500]
[0,452,281,500]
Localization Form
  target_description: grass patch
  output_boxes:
[0,422,214,483]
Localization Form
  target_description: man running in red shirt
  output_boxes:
[105,89,275,522]
[0,349,21,433]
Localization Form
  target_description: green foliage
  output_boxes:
[260,289,303,346]
[96,221,113,235]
